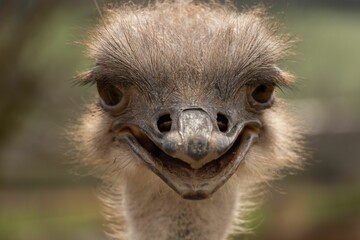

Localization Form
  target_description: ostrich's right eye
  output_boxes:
[252,84,274,104]
[247,83,275,111]
[97,81,127,113]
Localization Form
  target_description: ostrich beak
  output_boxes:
[115,109,261,200]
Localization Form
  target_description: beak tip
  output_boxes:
[186,137,210,161]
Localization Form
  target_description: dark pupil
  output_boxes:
[252,84,274,103]
[97,82,123,106]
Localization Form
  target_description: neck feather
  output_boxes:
[113,171,239,240]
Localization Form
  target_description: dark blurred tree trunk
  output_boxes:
[0,0,60,146]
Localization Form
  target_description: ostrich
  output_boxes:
[74,1,303,240]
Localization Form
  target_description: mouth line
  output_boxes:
[116,124,259,199]
[133,129,244,179]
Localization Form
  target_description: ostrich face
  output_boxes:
[98,80,273,199]
[81,3,294,200]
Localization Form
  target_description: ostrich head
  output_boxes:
[76,2,302,202]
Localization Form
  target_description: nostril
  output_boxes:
[157,114,172,133]
[217,113,229,133]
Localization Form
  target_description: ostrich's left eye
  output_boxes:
[247,84,275,110]
[97,81,127,113]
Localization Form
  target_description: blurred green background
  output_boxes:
[0,1,359,240]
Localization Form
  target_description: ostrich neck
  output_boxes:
[122,174,238,240]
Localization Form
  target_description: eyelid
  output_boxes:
[245,79,278,88]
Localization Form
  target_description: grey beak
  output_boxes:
[160,109,233,169]
[113,108,262,198]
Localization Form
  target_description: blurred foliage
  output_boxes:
[0,1,359,240]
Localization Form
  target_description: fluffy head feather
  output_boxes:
[80,1,294,101]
